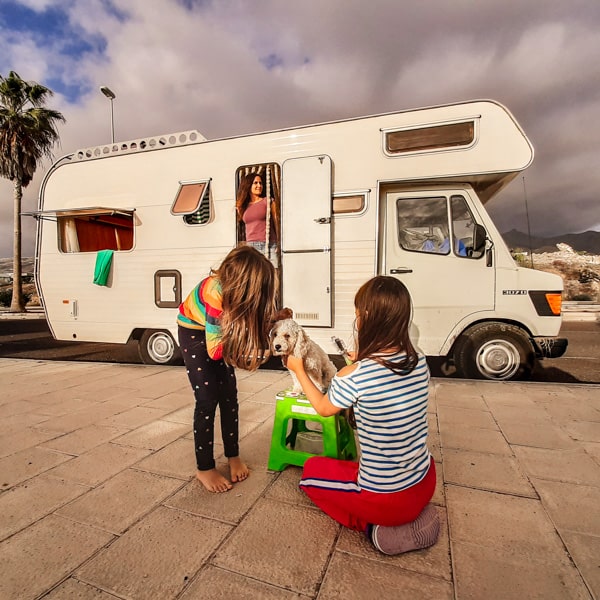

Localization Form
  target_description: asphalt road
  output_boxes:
[1,316,598,384]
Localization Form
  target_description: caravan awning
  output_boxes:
[22,207,136,221]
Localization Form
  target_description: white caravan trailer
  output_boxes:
[30,99,567,380]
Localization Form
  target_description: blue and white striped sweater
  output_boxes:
[329,353,431,493]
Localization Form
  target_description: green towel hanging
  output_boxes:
[93,249,114,286]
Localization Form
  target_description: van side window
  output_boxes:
[333,193,366,214]
[57,209,134,253]
[171,180,211,225]
[451,195,483,258]
[396,196,451,254]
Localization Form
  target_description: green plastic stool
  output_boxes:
[267,389,357,472]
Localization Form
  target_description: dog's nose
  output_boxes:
[274,344,281,351]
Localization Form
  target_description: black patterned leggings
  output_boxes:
[178,325,239,471]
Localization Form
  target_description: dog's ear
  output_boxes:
[272,307,293,323]
[294,326,311,358]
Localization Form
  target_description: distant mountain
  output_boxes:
[501,230,600,254]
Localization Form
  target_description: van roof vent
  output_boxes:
[73,130,206,161]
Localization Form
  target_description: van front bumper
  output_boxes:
[531,337,568,359]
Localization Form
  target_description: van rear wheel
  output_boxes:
[453,322,534,381]
[138,329,181,365]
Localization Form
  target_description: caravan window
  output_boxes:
[333,193,366,214]
[57,209,134,253]
[171,180,211,225]
[385,121,475,155]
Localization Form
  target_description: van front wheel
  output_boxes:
[453,322,534,381]
[139,329,181,365]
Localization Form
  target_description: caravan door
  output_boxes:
[281,155,332,326]
[383,189,495,354]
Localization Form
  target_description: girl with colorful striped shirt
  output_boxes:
[286,276,440,555]
[178,246,278,493]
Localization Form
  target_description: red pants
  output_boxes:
[299,456,436,532]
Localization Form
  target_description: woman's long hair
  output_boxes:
[354,276,418,374]
[213,245,278,370]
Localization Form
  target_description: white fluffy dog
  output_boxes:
[270,318,338,393]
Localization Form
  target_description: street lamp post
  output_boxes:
[100,86,116,143]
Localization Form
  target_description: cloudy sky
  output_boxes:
[1,0,599,258]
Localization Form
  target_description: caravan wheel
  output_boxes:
[453,322,535,381]
[139,329,181,365]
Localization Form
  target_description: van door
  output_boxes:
[383,189,494,354]
[281,155,332,326]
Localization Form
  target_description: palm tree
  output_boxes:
[0,71,65,312]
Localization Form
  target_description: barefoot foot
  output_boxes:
[196,469,233,493]
[229,456,250,482]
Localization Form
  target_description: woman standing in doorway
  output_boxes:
[236,171,279,267]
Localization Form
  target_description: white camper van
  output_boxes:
[30,100,567,380]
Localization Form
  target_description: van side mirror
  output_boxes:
[472,224,487,258]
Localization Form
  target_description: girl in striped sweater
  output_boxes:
[286,276,440,555]
[178,246,278,493]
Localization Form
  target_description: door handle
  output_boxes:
[314,217,331,224]
[390,268,413,274]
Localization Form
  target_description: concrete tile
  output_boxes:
[335,506,451,582]
[583,441,600,466]
[496,419,577,449]
[238,399,275,423]
[162,404,194,424]
[45,442,151,486]
[452,540,591,600]
[0,476,89,541]
[437,405,498,430]
[96,405,170,429]
[0,426,61,459]
[180,565,305,599]
[561,530,600,599]
[431,461,445,506]
[532,478,600,536]
[112,419,189,450]
[236,377,274,394]
[238,419,277,470]
[443,449,536,496]
[0,411,50,435]
[435,391,487,411]
[429,429,442,463]
[513,446,600,486]
[143,391,191,411]
[563,419,600,442]
[446,486,571,563]
[39,424,129,455]
[43,578,118,599]
[264,466,313,507]
[542,399,600,423]
[0,399,41,418]
[166,469,275,523]
[489,404,552,425]
[318,552,453,600]
[56,469,183,534]
[76,506,230,599]
[212,497,339,595]
[135,437,195,480]
[440,423,512,455]
[30,396,98,417]
[0,514,114,600]
[0,446,72,488]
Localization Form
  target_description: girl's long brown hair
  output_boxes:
[213,245,278,370]
[354,276,418,374]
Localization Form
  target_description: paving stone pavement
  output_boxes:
[0,357,599,599]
